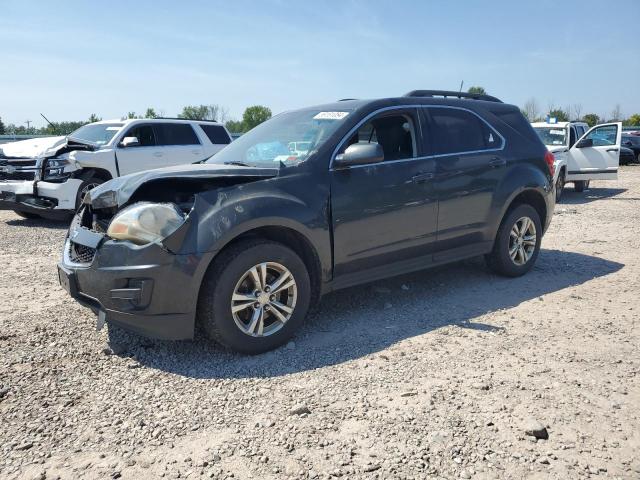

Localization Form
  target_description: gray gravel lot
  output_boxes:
[1,168,639,479]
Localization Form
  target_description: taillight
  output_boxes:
[544,151,555,177]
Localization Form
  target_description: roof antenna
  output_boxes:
[459,80,464,93]
[40,113,58,135]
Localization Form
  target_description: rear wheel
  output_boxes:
[574,180,590,192]
[555,170,565,202]
[198,239,311,354]
[486,204,542,277]
[13,210,41,220]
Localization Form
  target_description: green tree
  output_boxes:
[88,113,101,123]
[548,109,569,122]
[126,112,138,119]
[624,113,640,126]
[581,113,600,127]
[242,105,272,131]
[144,108,158,119]
[467,86,487,95]
[178,104,227,121]
[0,116,5,134]
[225,119,244,133]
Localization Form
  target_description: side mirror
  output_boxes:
[623,141,632,147]
[120,136,140,148]
[334,142,384,168]
[575,138,593,148]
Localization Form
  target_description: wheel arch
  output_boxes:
[74,167,113,182]
[197,222,324,311]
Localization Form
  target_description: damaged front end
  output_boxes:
[0,138,97,216]
[58,164,279,339]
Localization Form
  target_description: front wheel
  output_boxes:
[198,239,311,354]
[555,170,565,202]
[485,204,542,277]
[75,177,104,211]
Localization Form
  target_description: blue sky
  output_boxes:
[1,0,639,128]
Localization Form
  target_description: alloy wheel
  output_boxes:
[508,216,537,266]
[230,262,297,337]
[79,182,101,204]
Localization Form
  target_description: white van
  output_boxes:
[531,120,622,200]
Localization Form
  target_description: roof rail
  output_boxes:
[404,90,502,103]
[155,117,219,123]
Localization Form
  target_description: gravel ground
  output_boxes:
[1,167,639,480]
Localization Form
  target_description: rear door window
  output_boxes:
[155,123,200,146]
[199,124,231,144]
[427,108,501,155]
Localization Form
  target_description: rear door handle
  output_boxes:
[153,152,164,157]
[489,158,506,168]
[191,150,201,154]
[412,172,434,183]
[606,148,619,152]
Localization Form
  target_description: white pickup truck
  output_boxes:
[531,120,622,200]
[0,119,232,219]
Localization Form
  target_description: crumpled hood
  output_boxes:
[0,136,66,159]
[87,162,280,208]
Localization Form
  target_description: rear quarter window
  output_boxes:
[490,108,541,145]
[155,123,200,146]
[199,124,231,144]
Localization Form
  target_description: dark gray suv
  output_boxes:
[58,90,555,354]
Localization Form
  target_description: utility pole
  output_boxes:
[25,120,32,130]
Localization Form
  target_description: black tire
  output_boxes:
[485,204,542,277]
[555,170,565,202]
[574,180,589,193]
[198,239,311,354]
[13,210,41,219]
[636,153,640,164]
[75,176,104,211]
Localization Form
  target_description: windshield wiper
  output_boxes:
[224,161,253,167]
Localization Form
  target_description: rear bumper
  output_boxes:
[58,219,213,340]
[0,179,82,216]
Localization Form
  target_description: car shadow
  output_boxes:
[109,249,623,379]
[559,187,626,205]
[4,217,71,229]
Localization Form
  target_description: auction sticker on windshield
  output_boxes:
[550,129,565,135]
[313,112,350,120]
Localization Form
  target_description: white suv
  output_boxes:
[531,120,622,200]
[0,119,232,219]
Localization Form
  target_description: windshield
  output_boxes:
[207,109,351,167]
[533,127,567,146]
[69,123,124,145]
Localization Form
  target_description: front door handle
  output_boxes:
[489,158,506,168]
[153,152,163,157]
[412,172,434,183]
[606,148,619,153]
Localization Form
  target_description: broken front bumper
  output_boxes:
[0,179,83,217]
[57,214,213,340]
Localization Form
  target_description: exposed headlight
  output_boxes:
[106,202,186,245]
[44,158,71,179]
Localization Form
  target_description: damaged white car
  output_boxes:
[0,119,232,219]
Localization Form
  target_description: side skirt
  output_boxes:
[325,242,492,294]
